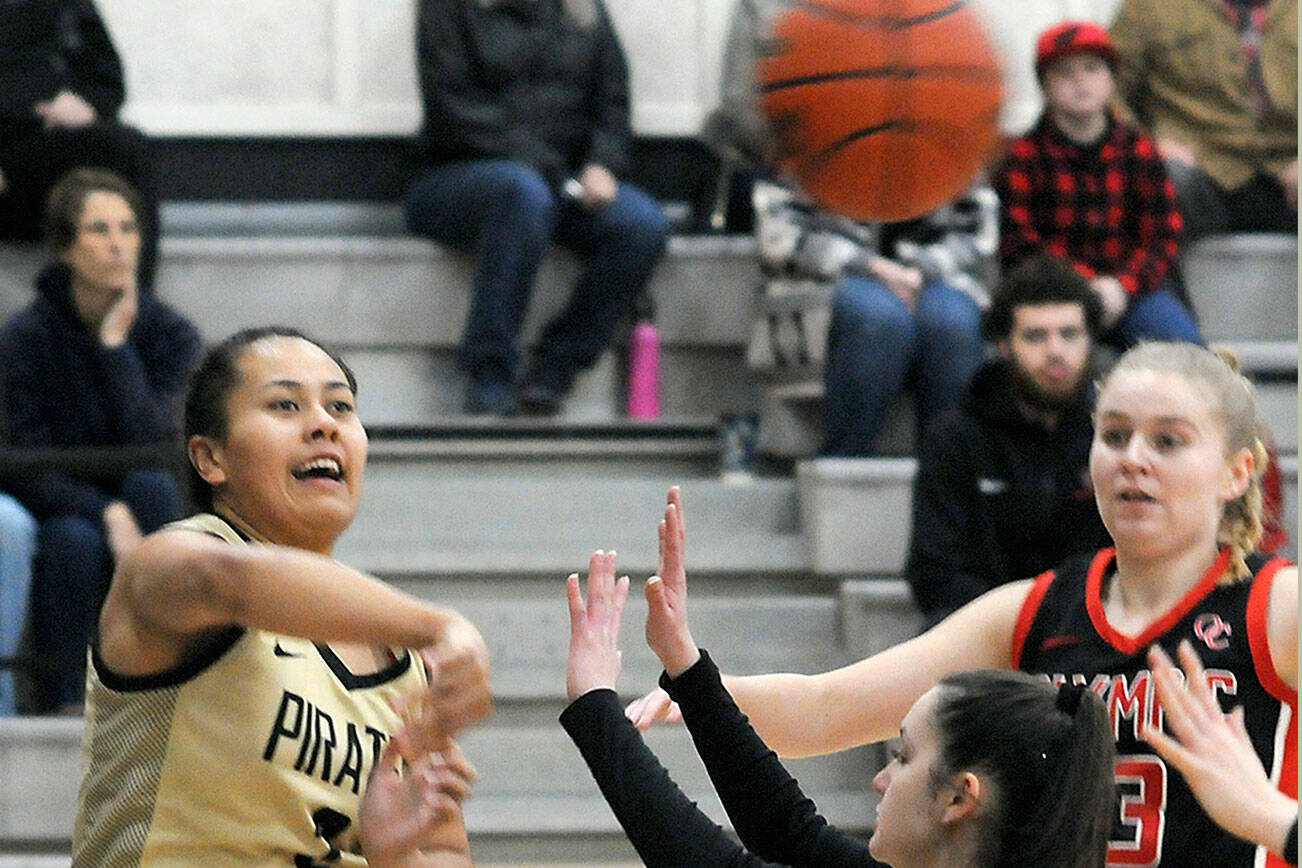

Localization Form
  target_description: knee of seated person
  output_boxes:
[914,288,981,338]
[832,278,912,331]
[491,162,558,209]
[38,515,107,557]
[118,470,184,531]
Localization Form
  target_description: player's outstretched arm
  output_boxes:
[100,528,487,686]
[1141,642,1297,860]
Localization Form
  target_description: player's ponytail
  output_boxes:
[931,670,1114,868]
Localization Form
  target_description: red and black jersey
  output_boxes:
[1013,547,1296,868]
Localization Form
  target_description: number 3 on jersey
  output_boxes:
[1109,755,1166,867]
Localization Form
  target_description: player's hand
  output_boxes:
[577,163,618,210]
[360,734,473,866]
[1090,276,1128,329]
[419,617,492,738]
[1140,641,1297,856]
[624,686,682,730]
[35,90,97,129]
[645,488,699,677]
[566,549,630,701]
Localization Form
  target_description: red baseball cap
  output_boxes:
[1035,20,1118,77]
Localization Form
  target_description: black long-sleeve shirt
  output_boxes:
[560,650,880,868]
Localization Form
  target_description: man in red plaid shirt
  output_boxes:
[994,21,1203,347]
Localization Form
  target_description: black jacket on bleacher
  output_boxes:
[0,0,125,140]
[413,0,633,188]
[905,357,1111,628]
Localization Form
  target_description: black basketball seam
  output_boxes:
[775,0,968,30]
[760,63,1002,93]
[798,114,992,175]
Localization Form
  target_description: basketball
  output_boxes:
[755,0,1003,222]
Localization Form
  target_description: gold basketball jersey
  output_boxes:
[72,514,427,866]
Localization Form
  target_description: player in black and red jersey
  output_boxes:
[628,341,1296,868]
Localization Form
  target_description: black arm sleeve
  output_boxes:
[663,651,882,867]
[560,688,780,868]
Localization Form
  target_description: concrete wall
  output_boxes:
[98,0,1123,139]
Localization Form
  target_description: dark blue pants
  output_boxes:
[405,159,669,387]
[31,470,183,710]
[822,276,984,456]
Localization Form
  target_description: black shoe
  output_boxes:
[464,378,517,416]
[516,378,565,416]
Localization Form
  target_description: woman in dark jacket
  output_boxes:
[405,0,668,417]
[0,168,199,712]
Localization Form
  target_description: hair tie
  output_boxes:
[1056,683,1086,716]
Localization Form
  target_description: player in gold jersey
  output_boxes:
[74,326,491,866]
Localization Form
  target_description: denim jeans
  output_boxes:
[0,494,36,715]
[822,276,984,456]
[405,159,669,386]
[31,470,183,710]
[1109,283,1204,348]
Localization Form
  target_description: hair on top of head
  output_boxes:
[183,326,358,511]
[931,670,1114,868]
[1097,341,1265,580]
[983,253,1104,342]
[43,167,144,256]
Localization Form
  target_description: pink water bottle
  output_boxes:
[627,319,660,419]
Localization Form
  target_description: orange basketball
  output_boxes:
[756,0,1003,222]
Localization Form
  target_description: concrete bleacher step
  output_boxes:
[1184,233,1298,342]
[795,453,1300,575]
[0,231,764,424]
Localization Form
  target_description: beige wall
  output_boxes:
[98,0,1123,138]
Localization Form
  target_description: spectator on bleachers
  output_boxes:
[697,0,778,232]
[994,21,1202,348]
[0,492,36,716]
[906,254,1112,629]
[1109,0,1297,241]
[0,168,199,714]
[405,0,669,417]
[819,182,998,456]
[0,0,159,292]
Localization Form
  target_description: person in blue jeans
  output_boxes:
[821,186,997,456]
[406,0,668,416]
[0,492,36,715]
[0,169,199,712]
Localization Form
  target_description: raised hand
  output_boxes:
[359,732,474,866]
[1142,642,1297,856]
[418,618,493,739]
[566,550,630,701]
[645,488,699,677]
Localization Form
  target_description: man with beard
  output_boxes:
[905,254,1112,629]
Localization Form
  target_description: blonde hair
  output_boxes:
[1096,342,1264,581]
